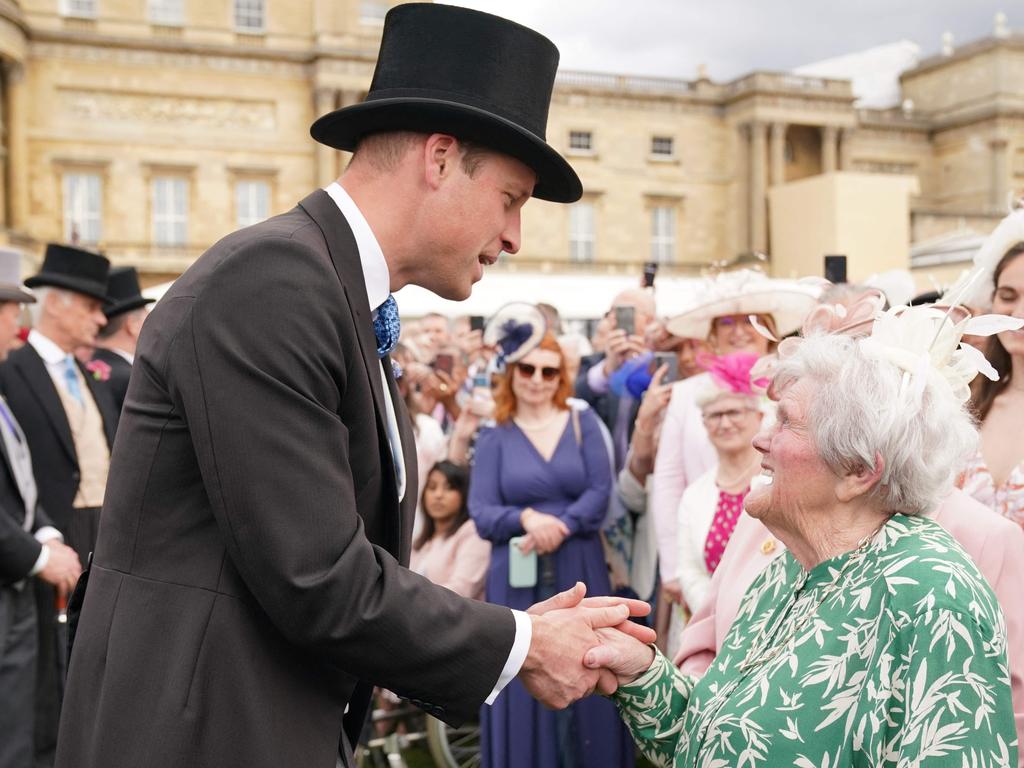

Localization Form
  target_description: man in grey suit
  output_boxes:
[56,6,650,768]
[0,249,81,768]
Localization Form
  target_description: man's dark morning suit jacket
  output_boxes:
[0,347,119,542]
[54,190,517,768]
[90,347,132,414]
[0,436,54,586]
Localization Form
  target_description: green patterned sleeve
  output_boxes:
[887,609,1018,767]
[613,649,698,767]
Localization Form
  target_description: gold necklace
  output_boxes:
[514,410,562,431]
[738,517,890,673]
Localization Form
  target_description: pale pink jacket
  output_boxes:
[409,520,491,601]
[674,488,1024,764]
[651,373,717,583]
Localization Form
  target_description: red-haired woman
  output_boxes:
[469,333,632,768]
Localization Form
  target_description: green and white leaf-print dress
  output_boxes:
[614,514,1018,767]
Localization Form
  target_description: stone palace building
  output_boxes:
[0,0,1020,290]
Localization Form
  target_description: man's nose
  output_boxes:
[500,209,522,254]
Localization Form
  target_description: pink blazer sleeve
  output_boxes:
[651,376,716,583]
[444,522,492,602]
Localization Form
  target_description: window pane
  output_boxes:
[153,177,188,246]
[569,131,592,151]
[651,136,674,156]
[569,202,594,263]
[236,180,270,228]
[234,0,264,30]
[63,0,97,17]
[359,0,388,23]
[149,0,183,24]
[63,173,102,245]
[650,206,675,264]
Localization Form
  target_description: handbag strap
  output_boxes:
[571,406,582,446]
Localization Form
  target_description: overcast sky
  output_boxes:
[449,1,1017,81]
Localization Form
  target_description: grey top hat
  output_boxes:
[0,248,36,304]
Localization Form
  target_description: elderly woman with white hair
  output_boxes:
[582,306,1019,767]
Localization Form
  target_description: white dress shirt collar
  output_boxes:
[27,329,69,365]
[323,182,391,313]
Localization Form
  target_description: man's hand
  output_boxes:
[519,509,569,555]
[520,583,657,705]
[602,330,645,375]
[38,540,82,594]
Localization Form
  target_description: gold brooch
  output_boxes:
[760,538,776,555]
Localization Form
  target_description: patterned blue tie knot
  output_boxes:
[373,294,400,358]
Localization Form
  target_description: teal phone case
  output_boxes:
[508,537,538,588]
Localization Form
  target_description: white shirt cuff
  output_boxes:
[485,609,532,705]
[34,526,63,544]
[29,541,50,577]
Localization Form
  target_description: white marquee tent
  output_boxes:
[145,271,705,321]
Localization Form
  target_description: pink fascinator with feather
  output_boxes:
[695,352,769,407]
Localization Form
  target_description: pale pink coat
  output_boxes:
[409,520,491,601]
[650,373,717,583]
[674,488,1024,765]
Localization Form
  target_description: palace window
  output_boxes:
[651,136,674,157]
[236,180,270,229]
[569,131,593,153]
[650,206,676,264]
[61,0,97,18]
[152,177,189,247]
[63,173,102,245]
[568,201,595,263]
[359,1,388,24]
[234,0,264,32]
[149,0,183,25]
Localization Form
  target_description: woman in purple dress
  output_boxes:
[470,332,634,768]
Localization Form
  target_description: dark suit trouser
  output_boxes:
[1,583,38,768]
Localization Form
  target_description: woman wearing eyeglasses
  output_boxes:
[651,271,819,651]
[469,332,633,768]
[676,353,767,614]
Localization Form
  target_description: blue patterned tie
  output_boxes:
[63,356,84,406]
[373,294,400,358]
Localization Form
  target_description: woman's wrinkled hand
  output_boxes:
[584,626,657,687]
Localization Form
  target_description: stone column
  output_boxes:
[314,87,339,186]
[838,128,852,171]
[991,138,1009,211]
[769,122,787,187]
[4,61,26,232]
[734,124,749,256]
[749,121,768,254]
[821,125,839,173]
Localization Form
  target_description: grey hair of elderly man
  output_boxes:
[769,332,978,516]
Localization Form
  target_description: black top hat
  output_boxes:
[310,3,581,204]
[104,266,156,319]
[25,243,111,303]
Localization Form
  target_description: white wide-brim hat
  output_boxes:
[665,269,821,341]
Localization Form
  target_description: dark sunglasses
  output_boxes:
[515,362,560,381]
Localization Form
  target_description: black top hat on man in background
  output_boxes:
[24,243,111,303]
[104,267,156,320]
[310,3,582,204]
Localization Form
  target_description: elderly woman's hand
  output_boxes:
[584,626,656,687]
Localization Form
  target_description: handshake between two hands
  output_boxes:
[517,582,657,710]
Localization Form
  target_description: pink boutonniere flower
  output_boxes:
[85,359,112,382]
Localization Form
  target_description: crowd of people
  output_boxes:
[3,4,1024,768]
[374,226,1024,765]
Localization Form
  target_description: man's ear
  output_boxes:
[423,133,459,190]
[835,451,884,503]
